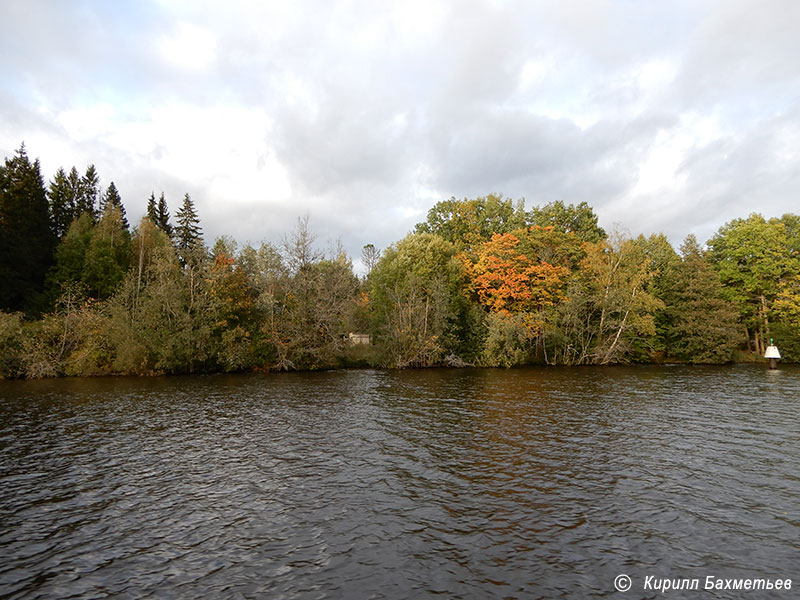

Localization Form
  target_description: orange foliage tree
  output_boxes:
[465,228,572,325]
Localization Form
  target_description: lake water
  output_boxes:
[1,365,798,599]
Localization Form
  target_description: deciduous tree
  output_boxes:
[415,194,526,253]
[708,214,799,354]
[527,200,606,243]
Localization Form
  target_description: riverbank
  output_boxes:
[0,338,789,381]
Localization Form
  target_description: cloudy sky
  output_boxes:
[2,0,799,268]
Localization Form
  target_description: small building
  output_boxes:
[348,333,372,345]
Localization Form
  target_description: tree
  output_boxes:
[0,144,56,314]
[83,204,132,298]
[174,193,203,261]
[414,194,526,253]
[146,192,158,223]
[78,164,100,220]
[629,233,681,360]
[270,217,360,370]
[101,182,128,231]
[47,206,131,300]
[708,214,799,354]
[155,192,173,237]
[369,233,468,367]
[467,229,570,320]
[48,213,94,295]
[282,214,321,274]
[207,239,259,371]
[774,214,800,256]
[361,244,381,277]
[461,226,582,365]
[130,216,173,300]
[660,235,741,363]
[237,241,287,366]
[48,167,77,239]
[527,200,606,243]
[545,234,663,365]
[66,167,85,217]
[772,279,800,361]
[120,244,218,374]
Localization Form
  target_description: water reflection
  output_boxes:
[1,366,799,599]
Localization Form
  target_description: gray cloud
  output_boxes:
[2,0,799,266]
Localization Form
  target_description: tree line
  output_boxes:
[1,144,798,378]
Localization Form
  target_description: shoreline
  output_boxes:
[0,356,790,382]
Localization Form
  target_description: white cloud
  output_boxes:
[158,23,217,70]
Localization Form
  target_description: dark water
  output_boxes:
[1,366,798,599]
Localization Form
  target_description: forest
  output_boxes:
[1,143,799,378]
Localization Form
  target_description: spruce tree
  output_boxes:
[662,234,740,363]
[156,192,173,237]
[78,164,100,221]
[48,167,76,239]
[102,182,128,231]
[175,193,203,254]
[67,166,84,217]
[0,144,56,313]
[146,192,158,223]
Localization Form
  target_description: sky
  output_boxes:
[1,0,799,270]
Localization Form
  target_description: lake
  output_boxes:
[1,365,798,599]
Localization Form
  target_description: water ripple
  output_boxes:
[1,366,799,599]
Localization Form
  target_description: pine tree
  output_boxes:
[156,192,173,236]
[175,193,203,254]
[102,182,128,231]
[0,144,57,313]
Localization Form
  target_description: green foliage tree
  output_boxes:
[545,234,663,364]
[101,182,128,230]
[18,282,97,378]
[414,194,526,253]
[774,213,800,256]
[772,280,800,362]
[628,233,681,360]
[272,218,360,370]
[708,214,800,355]
[481,312,536,368]
[48,213,94,292]
[527,200,606,243]
[369,232,468,367]
[660,235,741,363]
[0,144,56,314]
[48,206,131,301]
[120,245,218,373]
[83,204,132,298]
[237,241,287,366]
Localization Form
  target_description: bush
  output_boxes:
[0,311,24,378]
[480,312,535,368]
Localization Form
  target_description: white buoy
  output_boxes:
[764,339,781,369]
